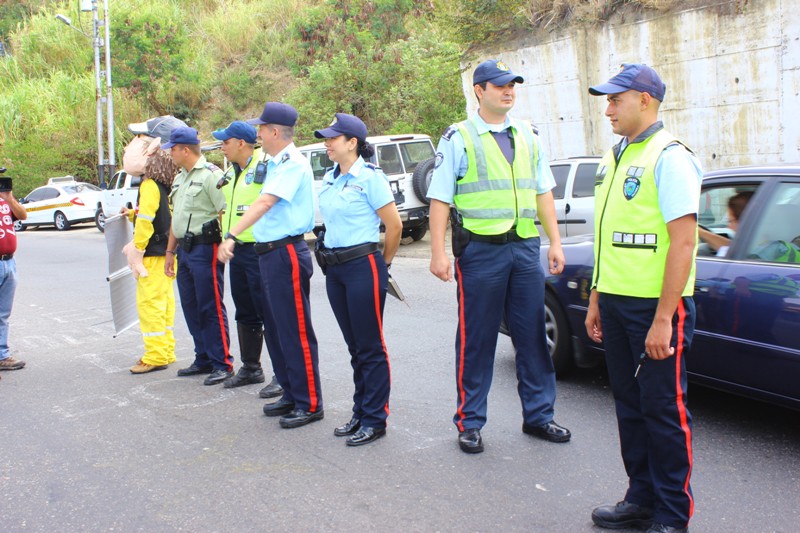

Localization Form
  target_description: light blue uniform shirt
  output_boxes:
[318,156,394,248]
[618,137,704,223]
[427,113,556,204]
[252,143,315,242]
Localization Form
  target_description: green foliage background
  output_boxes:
[0,0,469,195]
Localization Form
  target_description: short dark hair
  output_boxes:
[728,190,754,221]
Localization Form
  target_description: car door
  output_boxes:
[691,177,800,408]
[548,163,570,238]
[23,187,60,224]
[563,161,598,237]
[103,171,127,215]
[304,147,331,228]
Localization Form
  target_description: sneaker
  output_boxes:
[0,356,25,370]
[130,360,168,374]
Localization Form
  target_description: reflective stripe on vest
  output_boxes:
[593,129,697,298]
[453,117,540,237]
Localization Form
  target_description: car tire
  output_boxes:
[13,220,25,232]
[412,157,435,205]
[95,208,105,233]
[402,224,427,242]
[545,290,573,376]
[54,211,71,231]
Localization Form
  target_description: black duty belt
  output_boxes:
[316,242,378,267]
[468,228,528,244]
[0,254,13,261]
[254,234,305,255]
[181,234,221,246]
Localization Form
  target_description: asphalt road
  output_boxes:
[2,225,798,532]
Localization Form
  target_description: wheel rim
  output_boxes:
[56,214,66,229]
[544,306,557,356]
[97,212,105,226]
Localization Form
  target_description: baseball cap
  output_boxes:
[128,115,188,141]
[212,121,257,143]
[313,113,368,142]
[246,102,298,127]
[161,126,201,149]
[589,63,666,102]
[472,59,524,86]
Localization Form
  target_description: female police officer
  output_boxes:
[314,113,402,446]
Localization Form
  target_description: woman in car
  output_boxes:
[313,113,402,447]
[698,190,753,256]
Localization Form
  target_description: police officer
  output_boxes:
[585,64,702,533]
[313,113,402,446]
[164,126,233,386]
[212,121,282,398]
[217,102,322,429]
[428,59,571,454]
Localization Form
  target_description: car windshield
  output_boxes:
[64,183,101,193]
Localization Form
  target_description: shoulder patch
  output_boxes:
[531,123,540,136]
[281,152,290,163]
[442,125,457,141]
[434,152,444,169]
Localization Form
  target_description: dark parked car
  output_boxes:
[525,164,800,411]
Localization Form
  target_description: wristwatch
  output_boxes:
[224,232,243,245]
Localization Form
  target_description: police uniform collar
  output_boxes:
[190,155,208,171]
[333,156,366,180]
[470,113,512,135]
[614,121,664,158]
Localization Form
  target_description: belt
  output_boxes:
[468,228,528,244]
[0,254,13,261]
[180,234,221,246]
[254,234,305,255]
[318,242,378,266]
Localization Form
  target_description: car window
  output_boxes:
[398,141,434,173]
[743,182,800,264]
[64,184,100,193]
[550,164,569,200]
[377,145,404,175]
[306,150,332,181]
[697,184,759,257]
[29,187,60,201]
[572,163,598,198]
[108,173,121,189]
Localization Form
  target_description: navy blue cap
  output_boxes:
[246,102,298,127]
[473,59,524,86]
[589,63,666,102]
[161,126,200,149]
[313,113,368,142]
[128,115,187,141]
[212,121,257,143]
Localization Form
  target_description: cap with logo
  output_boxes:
[246,102,298,127]
[212,121,257,144]
[472,59,524,86]
[161,126,201,149]
[589,63,666,102]
[128,115,188,141]
[313,113,368,143]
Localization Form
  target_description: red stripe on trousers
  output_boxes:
[287,244,318,412]
[367,254,391,416]
[210,243,231,371]
[454,259,467,432]
[674,298,694,518]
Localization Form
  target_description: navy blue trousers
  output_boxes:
[325,252,391,429]
[599,294,695,529]
[176,242,232,372]
[453,238,556,431]
[258,242,322,413]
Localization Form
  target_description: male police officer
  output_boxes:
[428,59,571,454]
[218,102,322,429]
[586,64,702,533]
[212,121,282,397]
[164,126,233,386]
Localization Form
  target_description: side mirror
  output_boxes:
[19,197,28,204]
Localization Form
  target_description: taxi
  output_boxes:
[16,176,102,231]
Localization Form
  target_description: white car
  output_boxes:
[547,156,601,238]
[299,134,435,241]
[96,170,141,232]
[16,177,102,231]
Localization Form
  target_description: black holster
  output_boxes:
[450,208,470,257]
[314,231,327,275]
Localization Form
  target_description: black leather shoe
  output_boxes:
[262,396,295,417]
[258,375,283,399]
[224,367,265,388]
[458,428,484,453]
[522,420,571,443]
[646,524,687,533]
[204,369,233,386]
[176,364,213,376]
[334,417,362,437]
[346,426,386,446]
[279,408,324,428]
[591,501,654,529]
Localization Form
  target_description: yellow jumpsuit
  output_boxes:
[130,178,176,366]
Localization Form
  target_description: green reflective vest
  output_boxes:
[593,129,697,298]
[453,117,540,238]
[220,149,264,243]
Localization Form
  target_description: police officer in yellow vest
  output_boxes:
[212,121,282,398]
[428,59,571,454]
[585,64,703,533]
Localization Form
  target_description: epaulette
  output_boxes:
[205,162,222,172]
[364,162,380,171]
[281,152,290,163]
[442,125,458,141]
[531,123,540,136]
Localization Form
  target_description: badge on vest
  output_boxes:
[623,177,640,200]
[245,170,255,185]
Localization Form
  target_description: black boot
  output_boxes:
[224,323,265,388]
